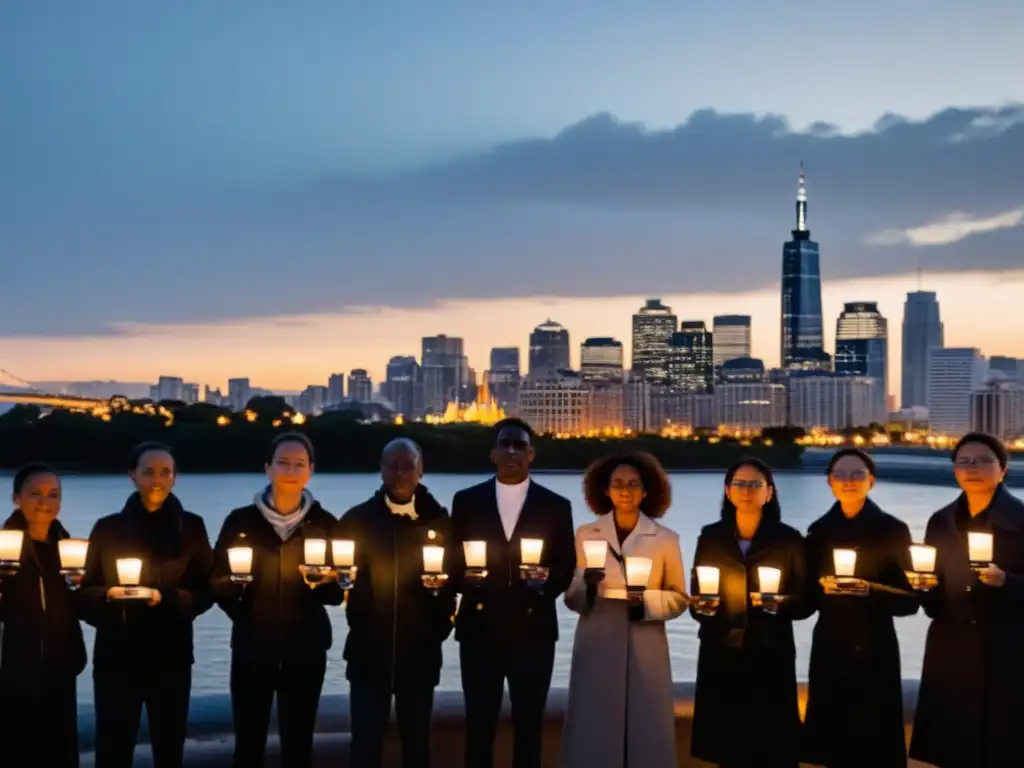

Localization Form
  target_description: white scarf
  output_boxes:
[255,487,315,541]
[385,493,418,520]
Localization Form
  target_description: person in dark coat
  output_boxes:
[210,432,345,768]
[802,448,918,768]
[910,432,1024,768]
[0,464,87,767]
[337,438,456,768]
[690,457,810,768]
[78,442,215,768]
[448,417,576,768]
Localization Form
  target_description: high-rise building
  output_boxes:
[490,347,520,374]
[327,373,345,405]
[580,337,625,383]
[668,321,714,393]
[901,291,944,409]
[712,315,752,368]
[780,165,830,371]
[970,380,1024,441]
[228,377,251,412]
[421,335,468,415]
[381,356,420,418]
[517,372,591,435]
[528,320,571,379]
[789,373,879,430]
[926,347,987,436]
[631,299,677,386]
[835,301,889,422]
[714,382,787,433]
[348,369,373,403]
[486,346,521,414]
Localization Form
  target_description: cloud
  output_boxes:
[866,206,1024,247]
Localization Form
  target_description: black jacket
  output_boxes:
[336,485,456,688]
[803,499,917,768]
[0,511,87,693]
[689,517,809,766]
[448,478,575,646]
[211,500,344,664]
[78,492,215,670]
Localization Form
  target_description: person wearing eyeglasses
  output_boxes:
[689,458,809,768]
[910,432,1024,768]
[801,448,918,768]
[448,418,575,768]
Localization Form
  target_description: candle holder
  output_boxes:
[0,530,24,578]
[463,541,488,585]
[227,546,254,585]
[824,549,868,595]
[330,539,357,589]
[422,572,449,594]
[422,545,448,595]
[752,566,785,614]
[112,558,152,600]
[58,538,89,589]
[968,532,993,571]
[906,544,938,591]
[693,565,720,615]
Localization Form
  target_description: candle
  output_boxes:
[58,538,89,570]
[625,556,653,588]
[304,538,327,566]
[116,558,142,587]
[464,541,487,569]
[227,546,253,575]
[696,565,720,595]
[968,532,993,564]
[423,545,445,574]
[0,530,23,562]
[583,540,608,569]
[521,538,544,565]
[910,544,937,573]
[758,566,782,595]
[332,539,355,567]
[833,548,857,578]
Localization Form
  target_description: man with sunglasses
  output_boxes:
[449,418,575,768]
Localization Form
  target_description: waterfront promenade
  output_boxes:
[78,683,931,766]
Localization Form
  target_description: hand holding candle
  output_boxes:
[58,538,89,588]
[421,545,449,593]
[906,544,939,591]
[228,546,254,584]
[968,532,993,567]
[330,539,357,590]
[520,538,544,565]
[758,566,782,595]
[116,557,142,586]
[463,540,488,584]
[519,538,549,589]
[693,565,721,615]
[0,530,24,576]
[112,557,156,602]
[824,548,867,595]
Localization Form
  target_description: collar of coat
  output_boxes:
[938,484,1024,533]
[578,510,658,556]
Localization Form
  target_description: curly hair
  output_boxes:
[582,452,672,518]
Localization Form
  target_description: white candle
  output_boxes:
[304,538,327,566]
[521,538,544,565]
[116,557,142,586]
[464,540,487,569]
[625,556,653,588]
[0,530,23,561]
[968,532,993,563]
[423,545,445,574]
[758,566,782,595]
[696,565,720,595]
[58,538,89,570]
[227,546,253,575]
[583,540,608,569]
[910,544,937,573]
[833,548,857,577]
[332,539,355,567]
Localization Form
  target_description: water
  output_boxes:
[31,471,1015,705]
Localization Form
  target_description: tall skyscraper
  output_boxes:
[489,347,520,374]
[835,301,889,421]
[668,321,714,393]
[780,165,829,371]
[327,373,345,405]
[580,337,625,383]
[927,347,986,435]
[528,320,571,379]
[901,291,944,409]
[348,369,373,402]
[712,315,752,368]
[486,346,521,414]
[421,335,468,415]
[381,356,420,418]
[631,299,677,386]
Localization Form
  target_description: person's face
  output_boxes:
[382,445,421,502]
[726,464,772,513]
[491,426,534,482]
[953,442,1006,495]
[828,454,875,505]
[131,450,176,509]
[606,464,645,513]
[265,441,313,493]
[14,471,62,529]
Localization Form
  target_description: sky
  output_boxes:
[1,1,1023,399]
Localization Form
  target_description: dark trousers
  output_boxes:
[230,655,327,768]
[459,640,555,768]
[349,682,435,768]
[93,662,192,768]
[0,678,79,767]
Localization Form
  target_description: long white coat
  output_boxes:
[560,512,687,768]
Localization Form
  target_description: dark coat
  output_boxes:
[211,501,345,664]
[689,518,810,767]
[0,511,87,693]
[910,486,1024,768]
[802,499,918,768]
[78,493,215,671]
[336,485,456,689]
[448,478,575,647]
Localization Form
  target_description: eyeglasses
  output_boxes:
[610,481,644,492]
[497,438,529,451]
[830,470,870,482]
[954,456,998,468]
[729,480,765,490]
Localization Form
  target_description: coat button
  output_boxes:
[966,585,972,592]
[476,603,484,611]
[527,608,534,614]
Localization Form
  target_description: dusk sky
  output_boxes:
[2,1,1023,397]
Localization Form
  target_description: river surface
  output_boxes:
[20,471,1019,704]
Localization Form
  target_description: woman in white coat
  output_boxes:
[561,452,688,768]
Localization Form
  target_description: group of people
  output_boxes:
[0,419,1020,768]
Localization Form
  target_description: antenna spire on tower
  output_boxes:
[795,161,808,233]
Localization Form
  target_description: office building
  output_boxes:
[970,380,1024,441]
[835,301,889,422]
[668,322,714,393]
[789,374,878,431]
[581,337,625,383]
[712,315,752,368]
[926,347,987,436]
[381,356,420,418]
[421,335,468,415]
[348,369,373,402]
[528,320,571,379]
[631,299,677,386]
[901,291,944,409]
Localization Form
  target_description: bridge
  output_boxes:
[0,368,110,411]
